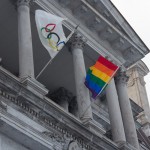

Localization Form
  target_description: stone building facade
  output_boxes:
[0,0,150,150]
[127,61,150,139]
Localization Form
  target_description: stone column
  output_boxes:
[106,78,126,144]
[115,71,140,149]
[17,0,34,78]
[71,33,93,123]
[69,97,79,118]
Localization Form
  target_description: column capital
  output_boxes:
[115,70,129,84]
[71,32,87,50]
[17,0,33,7]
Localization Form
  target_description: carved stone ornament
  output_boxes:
[139,77,146,86]
[68,141,79,150]
[127,75,135,87]
[71,32,87,50]
[115,70,129,84]
[0,100,7,110]
[17,0,32,7]
[127,80,135,87]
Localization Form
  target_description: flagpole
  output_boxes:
[66,25,79,42]
[36,59,52,79]
[96,66,120,97]
[80,66,120,119]
[36,25,79,79]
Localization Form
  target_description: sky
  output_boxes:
[111,0,150,103]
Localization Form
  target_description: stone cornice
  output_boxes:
[0,87,94,150]
[0,67,119,150]
[35,0,149,68]
[101,1,149,53]
[0,109,57,150]
[128,61,149,77]
[35,0,123,67]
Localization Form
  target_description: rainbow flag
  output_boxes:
[85,56,119,98]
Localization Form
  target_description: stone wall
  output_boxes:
[0,133,29,150]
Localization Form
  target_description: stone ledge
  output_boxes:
[0,66,48,98]
[20,77,49,98]
[84,120,106,137]
[0,66,119,150]
[0,110,55,150]
[119,143,137,150]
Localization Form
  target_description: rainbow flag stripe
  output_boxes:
[85,56,119,98]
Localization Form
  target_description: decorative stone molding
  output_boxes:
[123,48,136,59]
[87,17,104,31]
[71,32,87,50]
[0,67,120,150]
[123,47,143,67]
[0,89,39,118]
[43,131,66,144]
[127,80,135,87]
[62,140,70,150]
[80,5,88,13]
[135,61,149,76]
[115,70,129,84]
[126,70,134,87]
[0,100,7,110]
[111,37,125,49]
[72,5,88,17]
[100,27,113,40]
[127,75,134,87]
[68,141,79,150]
[85,120,106,136]
[139,77,146,86]
[0,88,94,150]
[20,77,49,98]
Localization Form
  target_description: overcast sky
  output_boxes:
[111,0,150,103]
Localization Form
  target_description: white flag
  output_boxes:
[35,10,66,58]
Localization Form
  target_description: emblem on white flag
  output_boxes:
[35,10,66,58]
